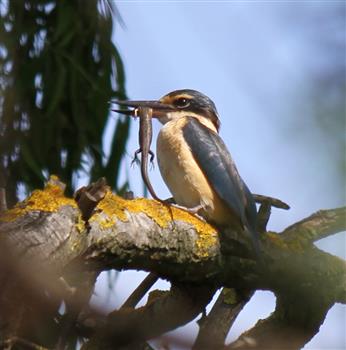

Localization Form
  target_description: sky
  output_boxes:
[92,2,345,349]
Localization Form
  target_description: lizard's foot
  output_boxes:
[131,149,141,167]
[149,150,155,170]
[131,157,140,168]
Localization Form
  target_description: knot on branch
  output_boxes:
[74,177,110,223]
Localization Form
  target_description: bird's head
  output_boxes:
[113,89,220,132]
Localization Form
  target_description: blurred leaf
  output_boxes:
[103,116,130,190]
[0,0,129,204]
[20,140,45,180]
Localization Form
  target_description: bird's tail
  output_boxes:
[245,225,261,260]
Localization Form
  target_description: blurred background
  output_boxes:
[1,1,345,349]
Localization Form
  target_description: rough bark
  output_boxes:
[193,288,254,350]
[0,180,345,349]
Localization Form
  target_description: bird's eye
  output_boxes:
[174,98,190,108]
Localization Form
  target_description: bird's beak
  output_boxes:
[112,100,174,118]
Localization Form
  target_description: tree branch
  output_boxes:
[1,188,345,295]
[193,288,254,349]
[253,194,290,210]
[1,184,345,349]
[225,290,331,350]
[121,273,159,309]
[83,284,216,349]
[282,206,346,244]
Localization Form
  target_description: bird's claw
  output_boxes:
[171,203,206,221]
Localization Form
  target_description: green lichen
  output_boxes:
[266,231,305,252]
[222,288,238,305]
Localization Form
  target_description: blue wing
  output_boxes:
[182,118,257,235]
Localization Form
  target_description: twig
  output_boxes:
[256,202,271,233]
[253,194,290,233]
[55,272,98,350]
[253,194,290,210]
[122,191,135,200]
[0,336,49,350]
[121,273,158,309]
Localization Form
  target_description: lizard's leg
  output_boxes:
[131,149,141,167]
[149,150,155,170]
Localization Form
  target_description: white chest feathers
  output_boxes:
[156,117,230,225]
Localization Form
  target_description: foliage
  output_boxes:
[0,0,129,206]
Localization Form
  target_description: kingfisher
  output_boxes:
[114,89,259,253]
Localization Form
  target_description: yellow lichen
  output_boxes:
[0,176,76,222]
[92,191,203,228]
[75,213,86,233]
[195,229,218,258]
[90,191,128,226]
[91,191,218,257]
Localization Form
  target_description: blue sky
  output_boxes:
[92,2,345,349]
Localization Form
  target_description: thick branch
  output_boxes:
[1,191,345,294]
[1,187,345,349]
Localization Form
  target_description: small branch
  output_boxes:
[282,207,346,244]
[193,288,254,349]
[253,194,290,210]
[55,272,98,350]
[122,190,135,200]
[82,284,216,349]
[0,336,48,350]
[256,202,271,233]
[254,194,290,233]
[121,273,158,309]
[225,289,332,350]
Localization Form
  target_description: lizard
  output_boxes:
[132,106,162,201]
[112,105,161,201]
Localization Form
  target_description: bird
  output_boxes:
[114,89,259,254]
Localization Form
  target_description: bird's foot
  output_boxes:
[171,203,206,221]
